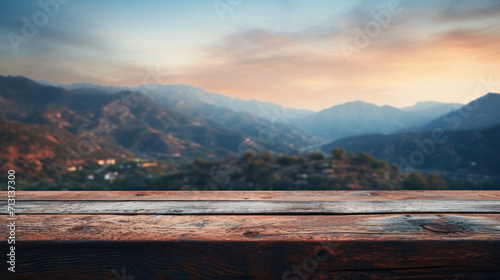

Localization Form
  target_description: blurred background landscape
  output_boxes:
[1,75,499,190]
[1,0,499,190]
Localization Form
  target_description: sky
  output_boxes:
[1,0,499,111]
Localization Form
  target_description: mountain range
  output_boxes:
[2,75,500,180]
[421,93,500,132]
[322,93,500,175]
[322,124,500,175]
[1,76,242,160]
[1,76,319,168]
[38,78,466,143]
[292,100,461,141]
[0,121,132,181]
[36,79,320,150]
[37,80,315,121]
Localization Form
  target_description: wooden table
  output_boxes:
[2,191,500,279]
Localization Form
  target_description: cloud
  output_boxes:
[1,0,499,110]
[438,0,500,22]
[162,0,500,110]
[0,0,147,86]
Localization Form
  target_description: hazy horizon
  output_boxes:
[1,0,499,110]
[5,74,474,112]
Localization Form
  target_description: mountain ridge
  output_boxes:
[322,124,500,175]
[35,77,315,120]
[421,93,500,132]
[0,76,247,159]
[292,99,460,141]
[32,75,470,144]
[320,93,500,176]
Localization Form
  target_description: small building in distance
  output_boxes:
[104,172,119,183]
[98,159,116,165]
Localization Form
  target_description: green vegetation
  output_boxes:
[2,77,498,191]
[331,148,345,161]
[3,134,498,190]
[147,150,460,191]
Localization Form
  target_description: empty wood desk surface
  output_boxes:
[2,191,500,279]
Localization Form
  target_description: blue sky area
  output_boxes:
[1,0,499,110]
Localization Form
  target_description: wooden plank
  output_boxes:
[2,241,500,279]
[6,200,500,215]
[3,191,499,279]
[12,190,500,201]
[8,214,500,242]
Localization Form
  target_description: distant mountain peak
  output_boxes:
[400,101,462,112]
[483,92,500,98]
[421,92,500,132]
[344,100,373,106]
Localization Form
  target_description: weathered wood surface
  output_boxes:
[2,191,500,279]
[8,214,500,242]
[6,200,500,215]
[15,190,500,201]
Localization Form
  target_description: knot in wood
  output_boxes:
[243,231,260,238]
[69,226,91,232]
[422,223,464,233]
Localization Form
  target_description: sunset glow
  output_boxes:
[1,0,499,110]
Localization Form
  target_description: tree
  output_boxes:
[268,174,283,190]
[193,158,207,168]
[331,148,345,161]
[296,156,307,164]
[426,174,447,190]
[404,172,428,190]
[371,160,388,170]
[377,180,392,190]
[37,179,53,190]
[355,152,375,165]
[346,152,356,162]
[259,151,274,165]
[277,155,300,166]
[239,151,256,163]
[308,152,325,161]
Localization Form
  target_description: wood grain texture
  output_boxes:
[2,191,500,279]
[12,190,500,201]
[5,200,500,215]
[7,214,500,242]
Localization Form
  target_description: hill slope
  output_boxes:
[322,124,500,175]
[35,78,320,151]
[421,93,500,131]
[0,76,247,159]
[0,121,131,180]
[293,100,458,141]
[36,79,315,120]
